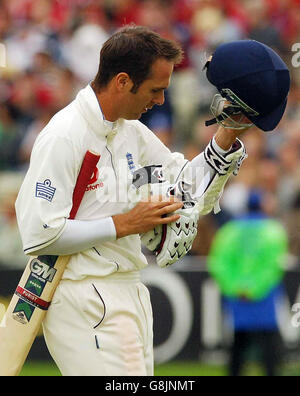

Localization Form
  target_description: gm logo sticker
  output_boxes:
[30,259,57,283]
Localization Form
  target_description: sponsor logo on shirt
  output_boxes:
[86,167,104,192]
[35,179,56,202]
[126,153,136,174]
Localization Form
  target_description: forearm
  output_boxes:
[32,217,116,256]
[214,126,241,151]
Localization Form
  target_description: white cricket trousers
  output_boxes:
[42,271,154,376]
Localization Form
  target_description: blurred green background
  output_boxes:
[19,361,300,377]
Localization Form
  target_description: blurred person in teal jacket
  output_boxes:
[208,190,288,376]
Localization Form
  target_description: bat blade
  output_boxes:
[0,150,100,376]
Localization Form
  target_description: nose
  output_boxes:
[154,91,165,106]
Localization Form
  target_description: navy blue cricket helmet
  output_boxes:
[205,40,290,132]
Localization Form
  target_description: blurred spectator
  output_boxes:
[9,72,38,128]
[208,190,288,376]
[284,192,300,259]
[63,4,109,84]
[104,0,142,28]
[0,103,23,170]
[244,0,287,52]
[140,89,174,148]
[5,25,48,72]
[268,0,300,48]
[190,0,244,50]
[0,172,27,269]
[219,129,266,217]
[0,6,11,41]
[18,108,54,168]
[136,0,201,143]
[4,0,65,72]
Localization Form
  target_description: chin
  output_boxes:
[124,113,142,121]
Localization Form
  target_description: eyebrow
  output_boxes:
[152,86,168,91]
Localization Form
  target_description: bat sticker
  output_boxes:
[12,256,58,324]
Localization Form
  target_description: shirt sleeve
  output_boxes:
[15,131,81,254]
[31,217,116,256]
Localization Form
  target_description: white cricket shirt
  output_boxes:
[15,85,188,280]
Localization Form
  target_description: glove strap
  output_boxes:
[204,139,246,175]
[155,224,168,255]
[199,138,247,215]
[204,140,232,175]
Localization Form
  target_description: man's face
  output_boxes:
[121,58,174,120]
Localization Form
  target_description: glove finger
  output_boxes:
[146,232,162,251]
[141,226,162,251]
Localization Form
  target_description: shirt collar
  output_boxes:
[75,84,120,138]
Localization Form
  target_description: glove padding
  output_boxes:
[141,201,199,268]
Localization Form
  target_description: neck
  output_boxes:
[91,83,120,122]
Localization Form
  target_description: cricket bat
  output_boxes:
[0,150,100,376]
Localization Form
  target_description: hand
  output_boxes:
[112,197,184,239]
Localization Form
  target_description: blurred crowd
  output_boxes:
[1,0,300,268]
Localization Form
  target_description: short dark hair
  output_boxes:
[93,25,183,93]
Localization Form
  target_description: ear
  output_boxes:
[203,55,213,71]
[115,73,133,92]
